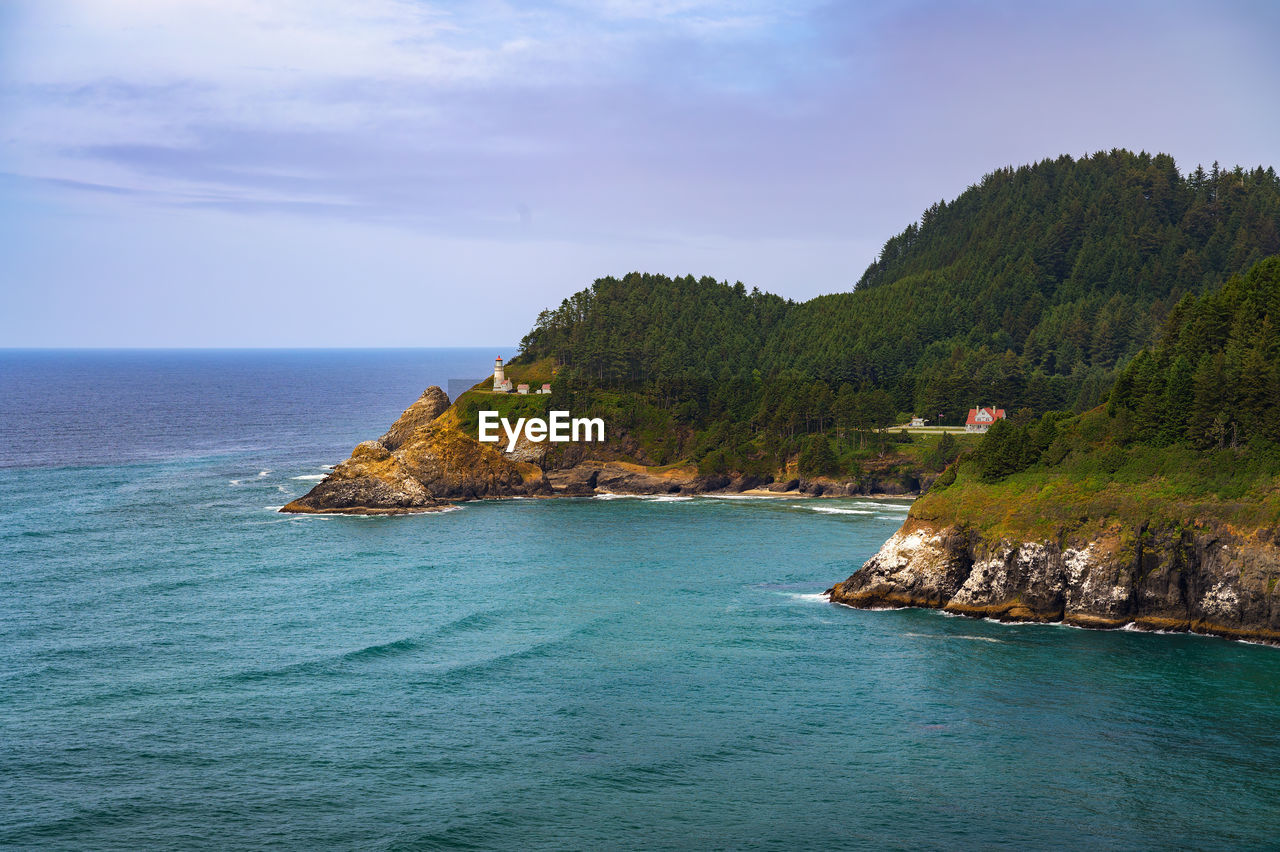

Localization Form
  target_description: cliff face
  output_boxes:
[830,517,1280,644]
[281,387,547,514]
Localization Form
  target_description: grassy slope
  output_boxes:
[439,357,556,438]
[915,410,1280,540]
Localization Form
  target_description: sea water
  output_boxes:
[2,350,1278,850]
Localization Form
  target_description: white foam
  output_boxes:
[280,505,462,518]
[257,470,271,478]
[229,479,242,486]
[292,474,327,481]
[322,464,336,470]
[265,505,283,511]
[787,592,832,603]
[982,617,1080,630]
[806,506,875,515]
[702,493,785,500]
[1117,622,1205,638]
[592,492,691,502]
[276,485,291,493]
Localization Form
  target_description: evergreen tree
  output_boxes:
[514,154,1280,471]
[799,434,838,478]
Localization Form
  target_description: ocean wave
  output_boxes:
[1118,621,1214,638]
[257,469,270,477]
[593,492,692,503]
[292,474,327,481]
[341,635,424,663]
[702,493,785,500]
[804,506,875,515]
[433,609,501,637]
[832,601,908,611]
[786,592,831,603]
[904,631,1005,643]
[227,634,428,683]
[431,640,566,686]
[272,505,462,519]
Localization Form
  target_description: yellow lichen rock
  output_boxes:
[281,386,549,514]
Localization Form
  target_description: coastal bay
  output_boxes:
[3,349,1280,849]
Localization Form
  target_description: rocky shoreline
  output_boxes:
[282,386,924,514]
[828,516,1280,645]
[282,388,1280,646]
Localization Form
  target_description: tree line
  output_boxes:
[971,254,1280,484]
[515,150,1280,475]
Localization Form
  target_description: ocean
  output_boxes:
[2,349,1278,850]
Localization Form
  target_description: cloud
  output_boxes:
[3,0,1280,347]
[3,0,849,240]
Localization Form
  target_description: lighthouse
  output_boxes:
[493,356,513,393]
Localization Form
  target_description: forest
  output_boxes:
[514,150,1280,476]
[966,254,1280,487]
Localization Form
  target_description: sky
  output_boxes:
[2,0,1278,347]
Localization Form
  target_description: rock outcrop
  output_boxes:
[543,463,734,496]
[378,385,450,451]
[282,387,546,514]
[829,517,1280,644]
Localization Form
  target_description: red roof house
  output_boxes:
[964,406,1006,433]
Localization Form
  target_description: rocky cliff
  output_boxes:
[829,516,1280,644]
[281,387,548,514]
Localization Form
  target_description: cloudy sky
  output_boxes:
[2,0,1278,346]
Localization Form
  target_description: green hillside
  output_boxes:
[513,150,1280,477]
[764,150,1280,421]
[923,255,1280,536]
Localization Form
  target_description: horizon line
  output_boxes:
[0,345,520,352]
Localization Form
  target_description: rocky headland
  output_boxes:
[281,387,547,514]
[829,515,1280,645]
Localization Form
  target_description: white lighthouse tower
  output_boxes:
[493,356,513,393]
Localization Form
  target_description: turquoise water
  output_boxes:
[3,351,1279,850]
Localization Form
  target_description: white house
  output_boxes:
[965,406,1006,433]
